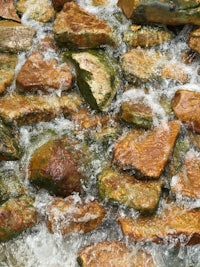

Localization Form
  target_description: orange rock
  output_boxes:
[0,0,20,22]
[161,63,189,84]
[52,0,72,11]
[189,28,200,54]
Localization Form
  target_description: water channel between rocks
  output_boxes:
[0,0,200,266]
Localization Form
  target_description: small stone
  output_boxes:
[0,0,20,22]
[161,63,189,84]
[51,0,72,11]
[189,28,200,54]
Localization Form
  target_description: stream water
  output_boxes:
[0,0,200,266]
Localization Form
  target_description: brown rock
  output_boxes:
[172,90,200,133]
[46,196,105,234]
[53,2,116,49]
[161,63,189,84]
[52,0,72,11]
[113,121,180,179]
[16,52,73,93]
[187,131,200,149]
[118,203,200,246]
[0,0,20,22]
[189,28,200,54]
[92,0,108,6]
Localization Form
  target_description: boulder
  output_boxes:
[0,53,18,94]
[117,0,200,26]
[0,93,82,126]
[118,203,200,246]
[16,52,73,93]
[28,135,90,197]
[0,21,35,53]
[189,28,200,54]
[46,196,105,234]
[77,241,155,267]
[0,196,37,242]
[113,121,180,179]
[0,0,20,22]
[98,167,162,213]
[53,2,116,49]
[172,90,200,133]
[65,50,120,111]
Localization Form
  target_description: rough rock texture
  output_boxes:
[98,168,162,213]
[77,241,155,267]
[0,0,20,22]
[161,63,189,84]
[189,28,200,54]
[113,121,180,179]
[117,0,200,25]
[53,2,116,48]
[51,0,72,11]
[0,21,35,53]
[172,90,200,133]
[66,50,120,111]
[28,136,90,197]
[16,52,73,93]
[171,150,200,199]
[0,93,82,126]
[187,131,200,149]
[118,203,200,246]
[46,196,105,234]
[0,196,37,242]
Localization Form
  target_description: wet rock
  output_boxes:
[161,63,189,84]
[92,0,108,6]
[189,28,200,54]
[0,93,82,126]
[0,0,20,22]
[46,196,105,234]
[37,34,58,52]
[187,131,200,149]
[16,52,73,93]
[65,50,120,111]
[171,150,200,199]
[98,167,162,213]
[172,90,200,133]
[113,121,180,179]
[0,196,37,242]
[124,25,174,48]
[0,53,18,94]
[77,240,155,267]
[117,0,200,25]
[28,135,90,197]
[51,0,72,11]
[53,2,116,49]
[0,21,35,53]
[118,203,200,246]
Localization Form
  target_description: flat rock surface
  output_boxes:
[0,0,20,22]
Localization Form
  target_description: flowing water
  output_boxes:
[0,0,200,266]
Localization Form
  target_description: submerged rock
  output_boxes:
[46,196,105,234]
[0,196,37,242]
[118,203,200,246]
[189,28,200,54]
[53,2,116,49]
[98,167,162,213]
[161,63,189,84]
[0,0,20,22]
[113,121,180,179]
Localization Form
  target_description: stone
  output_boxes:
[172,90,200,133]
[118,203,200,246]
[189,28,200,54]
[0,196,37,242]
[77,241,155,267]
[53,2,116,49]
[98,167,162,213]
[0,0,20,22]
[65,50,120,111]
[0,21,35,53]
[161,63,189,84]
[92,0,108,6]
[28,135,90,197]
[171,150,200,199]
[0,53,18,94]
[46,196,105,234]
[187,131,200,149]
[123,25,174,47]
[113,121,180,179]
[0,93,82,126]
[51,0,72,11]
[16,52,73,93]
[117,0,200,26]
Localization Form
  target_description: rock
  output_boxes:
[0,0,20,22]
[171,150,200,199]
[117,0,200,26]
[46,196,105,234]
[92,0,108,6]
[65,50,120,111]
[187,131,200,149]
[28,135,90,197]
[53,2,116,49]
[16,52,73,93]
[161,63,189,84]
[0,53,18,94]
[77,240,155,267]
[0,21,35,53]
[189,28,200,54]
[172,90,200,133]
[0,196,37,242]
[51,0,72,11]
[123,25,174,47]
[113,121,180,179]
[0,93,82,126]
[37,34,58,52]
[98,167,162,213]
[118,203,200,246]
